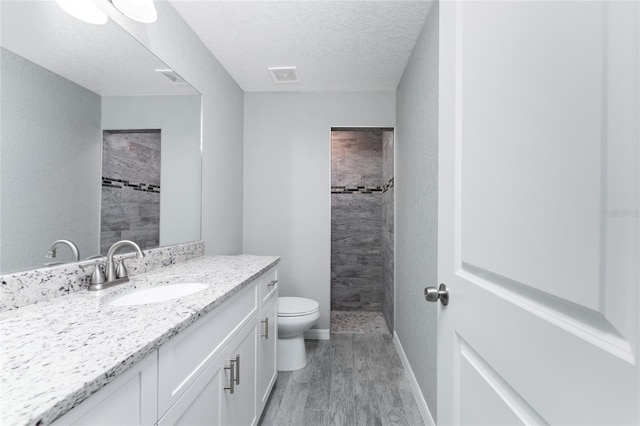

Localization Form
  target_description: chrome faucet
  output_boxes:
[106,240,144,281]
[88,240,145,291]
[46,240,80,263]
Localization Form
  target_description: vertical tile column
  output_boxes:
[331,130,383,311]
[381,130,395,331]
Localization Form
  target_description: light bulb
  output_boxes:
[111,0,157,23]
[55,0,108,25]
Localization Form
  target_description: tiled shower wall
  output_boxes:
[331,130,384,311]
[100,130,161,255]
[382,130,395,331]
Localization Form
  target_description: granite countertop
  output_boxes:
[0,255,280,426]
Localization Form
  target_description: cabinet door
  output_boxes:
[53,353,157,426]
[157,350,228,426]
[158,283,257,415]
[223,319,258,426]
[257,294,278,414]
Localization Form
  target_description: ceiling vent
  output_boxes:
[268,67,299,83]
[156,69,188,85]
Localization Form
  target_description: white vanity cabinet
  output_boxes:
[53,265,278,426]
[157,282,259,415]
[159,268,279,426]
[157,267,278,426]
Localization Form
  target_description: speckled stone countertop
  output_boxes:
[0,255,280,426]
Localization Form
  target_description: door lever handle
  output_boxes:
[424,283,449,306]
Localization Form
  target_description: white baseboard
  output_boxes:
[393,331,436,426]
[304,328,330,340]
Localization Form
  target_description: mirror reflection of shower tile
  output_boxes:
[102,130,161,185]
[100,130,161,253]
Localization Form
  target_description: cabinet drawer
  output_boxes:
[158,282,258,415]
[258,267,278,305]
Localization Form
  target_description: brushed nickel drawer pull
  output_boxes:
[224,359,236,394]
[234,354,240,385]
[261,317,269,339]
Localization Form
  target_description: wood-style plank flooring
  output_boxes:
[258,333,425,426]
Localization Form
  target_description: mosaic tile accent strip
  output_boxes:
[330,310,390,335]
[101,177,161,193]
[0,241,204,312]
[330,178,393,195]
[331,185,383,194]
[382,176,394,193]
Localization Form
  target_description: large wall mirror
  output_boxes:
[0,1,202,274]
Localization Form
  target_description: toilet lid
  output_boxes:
[278,297,319,317]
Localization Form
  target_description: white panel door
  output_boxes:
[438,1,639,425]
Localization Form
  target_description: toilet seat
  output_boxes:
[278,297,319,317]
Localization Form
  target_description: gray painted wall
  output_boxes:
[331,130,383,312]
[0,47,101,272]
[243,92,395,331]
[107,2,244,255]
[395,2,439,420]
[101,95,202,250]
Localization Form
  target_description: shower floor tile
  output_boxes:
[330,310,390,335]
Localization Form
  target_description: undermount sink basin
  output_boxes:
[108,282,209,306]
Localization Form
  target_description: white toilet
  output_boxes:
[277,297,320,371]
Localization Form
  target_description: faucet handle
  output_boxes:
[90,263,106,285]
[116,260,129,279]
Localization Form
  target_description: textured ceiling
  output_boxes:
[170,1,432,92]
[0,1,197,96]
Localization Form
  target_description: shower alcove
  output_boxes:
[330,128,394,333]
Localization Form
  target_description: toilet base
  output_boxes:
[277,335,308,371]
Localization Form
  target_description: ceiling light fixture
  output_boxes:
[111,0,158,24]
[55,0,108,25]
